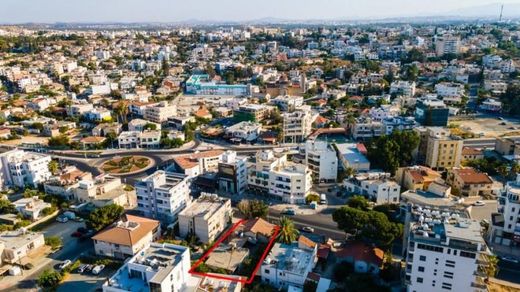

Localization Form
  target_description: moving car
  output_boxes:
[282,208,296,215]
[92,264,105,275]
[500,256,519,264]
[302,226,315,233]
[56,215,69,223]
[473,200,486,206]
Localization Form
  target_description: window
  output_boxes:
[264,269,270,274]
[442,282,452,290]
[418,266,425,272]
[460,251,476,259]
[417,243,443,253]
[419,255,426,261]
[445,260,455,268]
[417,277,423,283]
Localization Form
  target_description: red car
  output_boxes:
[71,231,82,237]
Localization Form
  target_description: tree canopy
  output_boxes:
[367,130,420,175]
[237,199,269,219]
[87,204,124,231]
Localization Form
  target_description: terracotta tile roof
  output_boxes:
[408,170,425,183]
[462,147,482,156]
[336,242,384,267]
[313,115,329,125]
[80,136,106,144]
[298,235,317,249]
[92,214,159,247]
[242,218,275,237]
[173,150,224,170]
[453,168,493,185]
[194,106,212,119]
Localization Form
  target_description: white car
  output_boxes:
[92,264,105,275]
[302,226,315,233]
[473,201,486,206]
[58,260,72,270]
[500,256,519,264]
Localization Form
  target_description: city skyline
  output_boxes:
[2,0,519,24]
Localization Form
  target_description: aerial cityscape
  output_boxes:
[1,1,520,292]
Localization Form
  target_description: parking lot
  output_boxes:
[450,115,520,138]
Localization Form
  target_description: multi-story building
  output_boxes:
[435,35,461,56]
[217,150,247,195]
[233,104,273,122]
[344,172,401,205]
[390,81,416,97]
[282,107,315,143]
[75,174,136,208]
[178,193,232,243]
[261,238,318,289]
[103,243,194,292]
[435,82,465,99]
[395,165,443,192]
[382,116,416,135]
[334,143,371,172]
[224,121,262,143]
[171,150,224,178]
[92,215,160,259]
[415,99,449,127]
[490,174,520,247]
[117,130,161,149]
[135,171,192,224]
[0,149,52,189]
[419,127,463,171]
[446,167,494,198]
[13,196,52,220]
[304,140,338,183]
[270,95,304,112]
[128,118,162,132]
[352,117,384,140]
[143,101,177,123]
[248,150,312,204]
[185,74,252,96]
[495,136,520,156]
[403,205,491,292]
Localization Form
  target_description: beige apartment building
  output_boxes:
[422,127,464,170]
[282,106,316,143]
[178,193,232,243]
[447,167,494,198]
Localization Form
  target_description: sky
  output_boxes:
[1,0,520,23]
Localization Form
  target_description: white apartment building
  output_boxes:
[13,196,52,220]
[0,230,45,265]
[434,82,465,98]
[248,150,312,204]
[282,107,316,143]
[128,118,162,132]
[334,143,371,172]
[305,140,338,183]
[75,174,136,208]
[225,121,262,142]
[171,150,224,178]
[390,81,416,97]
[135,171,192,224]
[93,215,161,259]
[103,243,195,292]
[143,101,177,123]
[352,117,384,140]
[0,149,52,189]
[343,172,400,205]
[261,240,318,289]
[218,150,247,195]
[118,130,161,149]
[178,193,232,243]
[491,174,520,247]
[403,205,491,292]
[67,102,94,117]
[270,95,304,112]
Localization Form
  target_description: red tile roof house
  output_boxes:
[335,242,384,275]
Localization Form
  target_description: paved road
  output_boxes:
[497,260,520,284]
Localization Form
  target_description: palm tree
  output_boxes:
[277,216,299,244]
[114,102,129,123]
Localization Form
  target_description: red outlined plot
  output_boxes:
[189,218,280,284]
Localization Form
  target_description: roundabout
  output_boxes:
[100,156,154,175]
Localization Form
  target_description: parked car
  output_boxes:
[92,264,105,275]
[282,208,295,215]
[71,231,82,237]
[58,260,72,270]
[83,264,94,273]
[22,263,34,270]
[56,215,68,223]
[77,264,88,273]
[302,226,315,233]
[473,201,486,206]
[500,256,519,264]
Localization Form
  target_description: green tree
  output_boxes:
[44,236,62,250]
[48,160,59,175]
[86,204,124,231]
[277,216,299,244]
[237,199,268,219]
[367,130,420,175]
[37,269,63,290]
[305,193,320,204]
[347,195,370,211]
[0,199,17,214]
[48,134,70,148]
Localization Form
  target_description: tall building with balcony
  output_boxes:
[217,150,247,195]
[403,204,492,292]
[282,106,316,143]
[247,150,312,204]
[417,127,463,171]
[305,140,337,183]
[490,174,520,247]
[135,171,192,224]
[143,101,177,123]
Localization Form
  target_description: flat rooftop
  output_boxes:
[264,242,313,276]
[0,230,43,250]
[179,194,229,218]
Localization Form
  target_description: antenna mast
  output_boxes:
[499,4,504,22]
